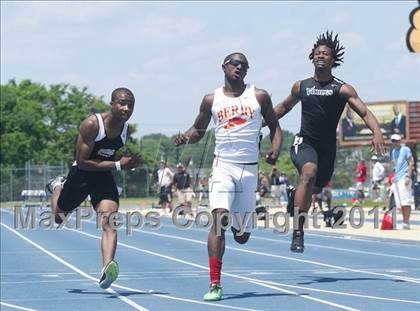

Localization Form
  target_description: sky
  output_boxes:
[2,1,420,138]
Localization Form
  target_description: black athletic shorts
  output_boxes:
[57,166,119,212]
[159,186,172,203]
[290,136,336,188]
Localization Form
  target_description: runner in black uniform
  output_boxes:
[290,76,347,189]
[273,31,385,253]
[47,87,142,288]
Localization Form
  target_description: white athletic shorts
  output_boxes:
[392,178,414,207]
[209,159,258,232]
[270,185,281,198]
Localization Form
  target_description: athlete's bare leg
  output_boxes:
[50,186,68,224]
[295,163,318,214]
[208,209,228,258]
[50,186,61,216]
[401,205,411,225]
[184,201,192,213]
[311,193,322,214]
[291,162,320,253]
[96,200,118,266]
[325,190,332,210]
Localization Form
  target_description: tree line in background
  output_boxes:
[1,79,369,195]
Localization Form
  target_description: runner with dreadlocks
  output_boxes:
[273,30,385,253]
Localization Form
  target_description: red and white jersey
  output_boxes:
[211,84,262,163]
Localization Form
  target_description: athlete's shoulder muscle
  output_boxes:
[192,93,214,131]
[254,87,271,105]
[339,83,358,100]
[291,80,301,98]
[201,93,214,111]
[79,115,99,142]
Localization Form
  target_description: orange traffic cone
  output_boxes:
[380,212,394,230]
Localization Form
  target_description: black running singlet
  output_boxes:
[89,113,128,161]
[298,77,347,143]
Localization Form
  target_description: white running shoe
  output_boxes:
[45,175,66,194]
[402,223,411,230]
[99,260,119,289]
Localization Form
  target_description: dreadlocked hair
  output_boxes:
[309,30,345,68]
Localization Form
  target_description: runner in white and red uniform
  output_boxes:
[174,52,282,301]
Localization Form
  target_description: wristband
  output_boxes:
[115,161,121,172]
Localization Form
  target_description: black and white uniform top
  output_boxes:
[298,77,347,145]
[59,113,129,211]
[89,113,129,161]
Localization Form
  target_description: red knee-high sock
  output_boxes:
[209,257,222,285]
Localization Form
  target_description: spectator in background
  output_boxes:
[279,172,288,203]
[371,155,385,202]
[387,172,395,187]
[157,160,174,212]
[407,142,419,211]
[390,104,406,138]
[171,163,194,212]
[312,180,333,214]
[270,167,281,205]
[407,142,418,182]
[258,171,269,198]
[198,176,209,207]
[323,180,333,212]
[342,107,358,138]
[355,159,367,202]
[390,134,414,229]
[386,171,396,207]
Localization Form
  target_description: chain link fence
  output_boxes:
[1,162,67,202]
[0,162,211,203]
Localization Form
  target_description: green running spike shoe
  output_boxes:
[203,283,223,301]
[99,260,119,289]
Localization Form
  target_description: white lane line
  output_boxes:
[0,301,38,311]
[2,207,418,248]
[80,217,420,284]
[2,211,260,311]
[72,229,360,311]
[73,228,420,306]
[1,275,208,285]
[1,223,262,311]
[131,228,420,284]
[1,272,76,275]
[158,222,420,261]
[2,207,419,254]
[83,217,420,284]
[304,232,420,247]
[2,210,417,307]
[156,213,420,247]
[110,283,262,311]
[0,223,149,311]
[241,280,359,311]
[1,279,98,285]
[256,280,420,305]
[41,274,59,278]
[3,210,419,283]
[248,235,420,261]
